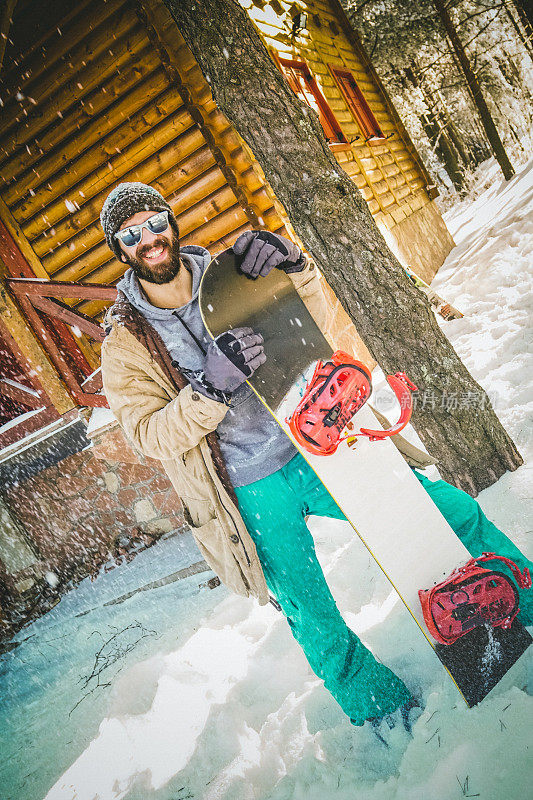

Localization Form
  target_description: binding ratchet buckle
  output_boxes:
[287,351,417,456]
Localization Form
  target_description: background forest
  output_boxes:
[344,0,533,202]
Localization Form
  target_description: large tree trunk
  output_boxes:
[431,0,515,181]
[514,0,533,29]
[419,112,465,190]
[162,0,523,495]
[506,2,533,59]
[403,65,466,190]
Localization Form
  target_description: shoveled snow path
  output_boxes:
[45,160,533,800]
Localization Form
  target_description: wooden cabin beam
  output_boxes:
[0,199,49,279]
[0,0,17,75]
[27,296,107,342]
[0,0,125,101]
[0,280,75,415]
[0,380,43,411]
[6,277,117,301]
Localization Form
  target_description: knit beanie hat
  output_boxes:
[100,182,179,260]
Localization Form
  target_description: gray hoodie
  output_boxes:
[117,245,296,487]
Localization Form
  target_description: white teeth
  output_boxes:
[144,246,164,259]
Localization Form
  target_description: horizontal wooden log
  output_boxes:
[18,106,197,232]
[181,202,250,250]
[7,277,117,300]
[28,296,107,342]
[359,157,378,172]
[74,298,114,320]
[29,131,211,251]
[0,407,61,450]
[0,23,148,163]
[372,178,395,197]
[206,202,284,255]
[2,51,165,191]
[388,139,412,154]
[375,154,397,169]
[394,184,415,203]
[0,380,44,410]
[0,0,127,104]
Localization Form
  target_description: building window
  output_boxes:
[276,56,348,147]
[330,67,385,143]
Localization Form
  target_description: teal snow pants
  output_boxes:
[234,453,533,726]
[234,452,411,726]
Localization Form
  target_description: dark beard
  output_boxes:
[127,235,182,285]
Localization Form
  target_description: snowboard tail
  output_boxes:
[199,249,531,707]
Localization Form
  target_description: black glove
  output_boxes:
[202,327,266,393]
[233,230,306,278]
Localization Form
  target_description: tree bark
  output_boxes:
[420,112,465,190]
[506,3,533,59]
[514,0,533,30]
[161,0,523,495]
[431,0,515,181]
[403,65,466,188]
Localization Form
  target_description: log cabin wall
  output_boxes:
[0,0,373,396]
[1,0,452,352]
[0,0,273,324]
[240,0,455,280]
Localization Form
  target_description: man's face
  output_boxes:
[117,210,181,284]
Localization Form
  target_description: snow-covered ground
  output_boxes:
[3,159,532,800]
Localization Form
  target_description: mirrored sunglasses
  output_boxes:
[114,210,171,247]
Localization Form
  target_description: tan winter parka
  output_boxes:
[101,258,434,605]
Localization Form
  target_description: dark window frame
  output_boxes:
[274,54,350,150]
[329,66,386,144]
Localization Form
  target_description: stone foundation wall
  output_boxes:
[0,419,185,637]
[389,198,455,283]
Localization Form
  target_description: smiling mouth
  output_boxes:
[140,244,168,262]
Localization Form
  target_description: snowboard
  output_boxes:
[199,249,531,706]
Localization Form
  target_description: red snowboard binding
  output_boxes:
[287,350,418,456]
[419,553,531,645]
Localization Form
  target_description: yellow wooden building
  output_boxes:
[0,0,454,445]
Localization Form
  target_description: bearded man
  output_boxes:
[100,181,532,733]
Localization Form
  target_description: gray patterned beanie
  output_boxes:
[100,182,179,260]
